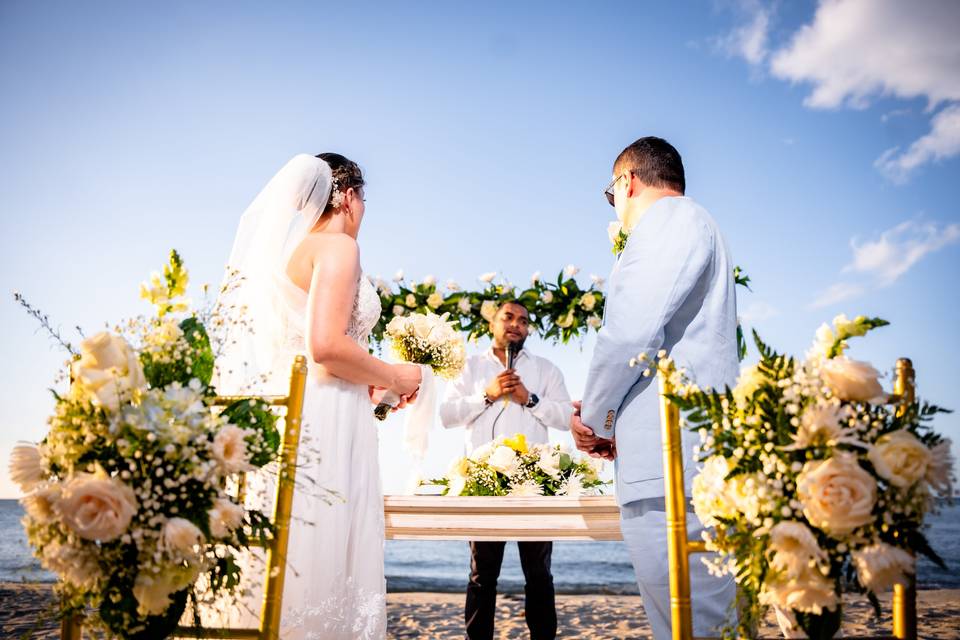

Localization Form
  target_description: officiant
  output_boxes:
[439,299,573,640]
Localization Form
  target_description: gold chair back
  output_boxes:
[61,355,308,640]
[659,358,919,640]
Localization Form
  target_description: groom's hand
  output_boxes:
[571,401,617,461]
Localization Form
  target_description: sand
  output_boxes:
[3,583,958,639]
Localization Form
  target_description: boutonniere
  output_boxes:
[608,221,629,257]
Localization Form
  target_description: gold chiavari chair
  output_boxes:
[61,355,308,640]
[660,358,919,640]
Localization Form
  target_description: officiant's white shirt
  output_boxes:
[439,347,572,453]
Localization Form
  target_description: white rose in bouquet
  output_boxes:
[58,468,137,542]
[487,445,519,476]
[797,453,876,536]
[820,357,885,403]
[9,443,44,492]
[537,448,562,480]
[580,293,597,311]
[867,430,931,489]
[162,517,204,553]
[405,293,417,308]
[208,497,244,539]
[480,300,499,322]
[851,542,915,593]
[427,292,444,309]
[212,424,254,475]
[470,443,494,463]
[71,331,147,411]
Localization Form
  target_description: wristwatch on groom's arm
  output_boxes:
[524,393,539,409]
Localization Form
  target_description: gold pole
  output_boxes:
[60,613,82,640]
[892,358,918,640]
[259,356,308,640]
[660,370,693,640]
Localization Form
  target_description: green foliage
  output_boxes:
[140,316,215,389]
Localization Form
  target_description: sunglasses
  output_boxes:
[603,173,629,206]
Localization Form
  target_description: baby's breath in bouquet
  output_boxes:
[647,315,954,639]
[9,251,281,639]
[375,311,466,420]
[427,433,609,497]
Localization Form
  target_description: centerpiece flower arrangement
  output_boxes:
[10,251,281,638]
[645,315,953,639]
[427,433,609,497]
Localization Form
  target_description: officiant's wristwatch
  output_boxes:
[525,393,539,409]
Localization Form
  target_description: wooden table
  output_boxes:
[383,495,623,541]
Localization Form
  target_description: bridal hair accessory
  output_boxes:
[328,177,345,210]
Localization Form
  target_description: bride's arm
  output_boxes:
[305,235,420,395]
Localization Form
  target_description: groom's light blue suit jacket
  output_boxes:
[582,196,739,507]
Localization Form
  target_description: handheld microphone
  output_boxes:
[504,341,520,406]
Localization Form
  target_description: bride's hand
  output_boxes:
[369,386,389,406]
[390,363,421,398]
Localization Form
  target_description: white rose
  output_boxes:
[162,517,204,553]
[509,481,544,497]
[133,565,198,616]
[797,453,877,536]
[821,357,885,403]
[537,449,562,480]
[580,293,596,311]
[212,424,254,474]
[759,564,839,615]
[555,311,574,329]
[446,279,461,292]
[423,275,437,286]
[405,293,418,308]
[58,468,137,542]
[587,315,602,329]
[564,264,579,278]
[208,497,245,539]
[541,290,554,304]
[487,445,519,476]
[469,443,494,463]
[41,540,101,590]
[21,484,60,525]
[71,331,147,411]
[427,292,444,310]
[392,305,405,317]
[607,220,623,244]
[411,314,434,341]
[530,271,541,285]
[478,272,496,284]
[926,438,955,497]
[868,430,931,489]
[768,521,828,578]
[852,542,915,593]
[386,315,406,334]
[9,443,44,492]
[458,297,472,315]
[480,300,499,322]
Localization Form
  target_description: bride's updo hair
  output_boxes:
[316,152,365,213]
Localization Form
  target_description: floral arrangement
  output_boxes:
[426,433,609,497]
[647,314,954,639]
[10,251,280,638]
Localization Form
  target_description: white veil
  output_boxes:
[215,154,334,395]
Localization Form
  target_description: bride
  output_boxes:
[215,153,421,638]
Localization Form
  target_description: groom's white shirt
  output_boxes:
[439,347,572,453]
[581,195,739,506]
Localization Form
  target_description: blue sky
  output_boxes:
[2,1,958,497]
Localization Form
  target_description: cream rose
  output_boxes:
[469,443,494,463]
[208,497,244,538]
[852,542,914,593]
[9,443,44,492]
[797,454,877,536]
[487,445,519,476]
[427,292,444,310]
[580,293,597,311]
[162,517,204,553]
[58,469,137,541]
[480,300,499,322]
[405,293,417,308]
[820,357,884,403]
[868,430,930,489]
[71,332,147,411]
[555,311,575,329]
[212,424,254,474]
[537,449,562,480]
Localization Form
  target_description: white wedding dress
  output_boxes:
[275,272,387,639]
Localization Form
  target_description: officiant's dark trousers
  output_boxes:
[465,540,557,640]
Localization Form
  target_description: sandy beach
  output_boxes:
[2,583,958,639]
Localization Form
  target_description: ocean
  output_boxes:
[2,499,958,592]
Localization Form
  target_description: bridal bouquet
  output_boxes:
[374,311,466,420]
[427,433,609,497]
[653,315,954,639]
[10,251,280,639]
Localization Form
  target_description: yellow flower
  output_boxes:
[503,433,528,455]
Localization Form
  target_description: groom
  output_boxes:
[573,136,737,639]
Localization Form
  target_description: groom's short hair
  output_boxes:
[614,137,685,194]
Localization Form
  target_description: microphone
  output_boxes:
[504,340,520,406]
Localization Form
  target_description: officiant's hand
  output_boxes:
[485,370,519,402]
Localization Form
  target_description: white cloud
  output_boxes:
[723,0,960,181]
[740,300,780,323]
[844,219,960,285]
[875,104,960,183]
[810,282,865,309]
